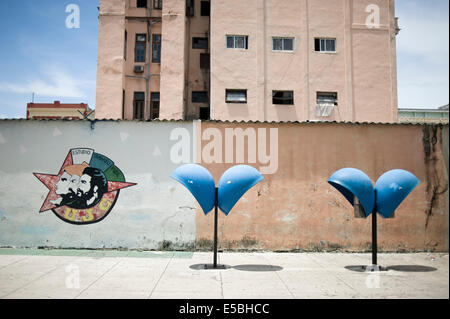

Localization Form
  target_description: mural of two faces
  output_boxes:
[34,148,136,225]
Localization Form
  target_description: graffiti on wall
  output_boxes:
[33,148,136,224]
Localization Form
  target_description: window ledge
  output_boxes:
[314,51,338,54]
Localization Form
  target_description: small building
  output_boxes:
[26,101,94,120]
[398,106,449,123]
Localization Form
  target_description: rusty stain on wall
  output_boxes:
[423,125,449,229]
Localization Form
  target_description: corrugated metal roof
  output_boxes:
[0,118,448,127]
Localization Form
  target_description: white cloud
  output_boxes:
[396,0,449,108]
[0,65,89,98]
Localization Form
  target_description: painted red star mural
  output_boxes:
[34,148,136,224]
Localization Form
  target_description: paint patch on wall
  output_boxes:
[20,226,54,236]
[33,148,137,225]
[129,213,151,221]
[275,211,298,223]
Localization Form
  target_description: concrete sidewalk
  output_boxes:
[0,249,448,299]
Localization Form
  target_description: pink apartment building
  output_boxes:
[96,0,399,122]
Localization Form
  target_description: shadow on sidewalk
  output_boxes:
[189,264,283,271]
[386,265,437,272]
[345,265,437,272]
[232,264,283,272]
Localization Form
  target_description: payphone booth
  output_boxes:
[328,168,420,271]
[171,164,264,269]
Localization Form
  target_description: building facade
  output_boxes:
[96,0,399,122]
[398,107,449,123]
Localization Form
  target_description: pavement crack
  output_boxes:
[0,255,30,271]
[1,263,59,298]
[147,254,173,298]
[261,254,295,299]
[219,271,224,299]
[308,254,358,294]
[73,259,122,299]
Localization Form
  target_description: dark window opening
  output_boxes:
[272,37,294,51]
[226,89,247,103]
[153,0,162,9]
[137,0,147,8]
[186,0,195,16]
[150,92,160,119]
[193,37,208,49]
[152,34,161,63]
[124,31,127,60]
[314,38,336,52]
[317,92,338,105]
[200,53,210,69]
[133,92,145,120]
[135,34,147,62]
[199,107,210,120]
[273,91,294,105]
[192,91,208,103]
[122,90,125,119]
[226,35,248,49]
[201,1,210,16]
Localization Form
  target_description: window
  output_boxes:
[150,92,160,119]
[137,0,147,8]
[153,0,162,9]
[226,35,248,49]
[199,107,210,120]
[317,92,338,106]
[193,37,208,49]
[200,53,210,69]
[272,91,294,105]
[124,31,127,60]
[316,92,337,117]
[201,1,210,16]
[186,0,194,16]
[122,90,125,119]
[133,92,145,120]
[272,37,294,51]
[152,34,161,63]
[192,91,208,103]
[226,89,247,103]
[135,34,147,62]
[315,38,336,52]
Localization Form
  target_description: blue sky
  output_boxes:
[0,0,448,118]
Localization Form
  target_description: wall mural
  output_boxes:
[33,148,136,225]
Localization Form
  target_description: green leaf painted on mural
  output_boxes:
[104,165,125,182]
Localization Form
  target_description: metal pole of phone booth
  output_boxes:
[372,208,377,265]
[213,187,218,268]
[372,191,377,266]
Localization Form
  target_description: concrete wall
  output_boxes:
[0,120,197,249]
[0,120,448,252]
[196,121,448,252]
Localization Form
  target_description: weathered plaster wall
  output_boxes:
[0,120,447,252]
[0,120,196,249]
[196,122,449,252]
